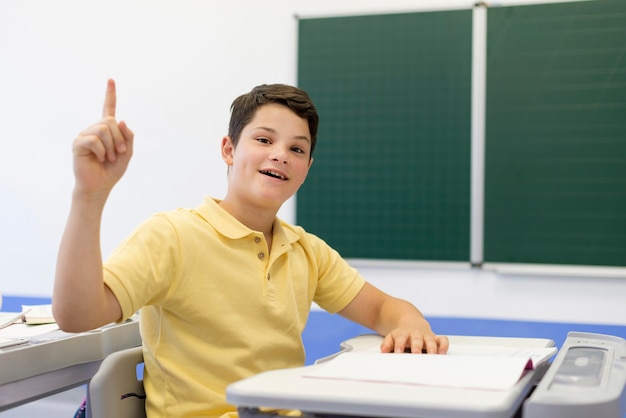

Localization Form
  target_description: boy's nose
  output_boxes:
[270,149,288,164]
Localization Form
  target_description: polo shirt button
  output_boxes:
[258,252,265,260]
[254,237,261,243]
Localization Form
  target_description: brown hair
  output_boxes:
[228,84,319,157]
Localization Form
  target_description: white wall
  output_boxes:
[1,0,624,325]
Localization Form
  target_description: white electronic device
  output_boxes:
[524,331,626,418]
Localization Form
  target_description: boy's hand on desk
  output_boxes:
[72,79,134,196]
[380,319,449,354]
[338,284,448,355]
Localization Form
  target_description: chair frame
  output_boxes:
[86,345,146,418]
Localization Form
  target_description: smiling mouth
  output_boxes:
[259,169,288,180]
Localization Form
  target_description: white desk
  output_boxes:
[0,318,141,411]
[227,334,555,418]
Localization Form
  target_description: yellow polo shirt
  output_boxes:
[104,197,366,418]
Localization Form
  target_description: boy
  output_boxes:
[53,79,448,417]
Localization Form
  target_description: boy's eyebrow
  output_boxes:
[254,126,311,143]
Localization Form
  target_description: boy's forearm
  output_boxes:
[377,297,428,335]
[53,192,112,331]
[340,284,429,337]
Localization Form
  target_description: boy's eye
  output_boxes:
[291,146,305,154]
[257,137,271,144]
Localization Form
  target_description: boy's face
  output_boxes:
[221,103,313,210]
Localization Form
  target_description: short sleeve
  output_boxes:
[103,213,182,321]
[305,233,366,314]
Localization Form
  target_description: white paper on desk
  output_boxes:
[0,312,23,330]
[304,348,555,391]
[0,322,60,338]
[446,344,557,369]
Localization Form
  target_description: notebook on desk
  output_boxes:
[227,334,556,418]
[303,344,556,391]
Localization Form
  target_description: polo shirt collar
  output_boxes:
[195,197,300,247]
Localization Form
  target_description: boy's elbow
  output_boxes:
[52,301,93,333]
[51,302,75,332]
[56,319,84,333]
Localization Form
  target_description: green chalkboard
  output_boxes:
[484,1,626,267]
[297,10,472,261]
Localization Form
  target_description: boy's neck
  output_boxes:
[218,198,277,238]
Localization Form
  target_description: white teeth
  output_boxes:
[262,170,286,180]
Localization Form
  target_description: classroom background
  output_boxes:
[1,0,625,415]
[1,0,625,373]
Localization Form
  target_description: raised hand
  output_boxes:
[72,79,134,196]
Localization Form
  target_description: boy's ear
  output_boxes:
[221,136,234,165]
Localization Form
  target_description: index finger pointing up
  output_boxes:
[102,78,117,118]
